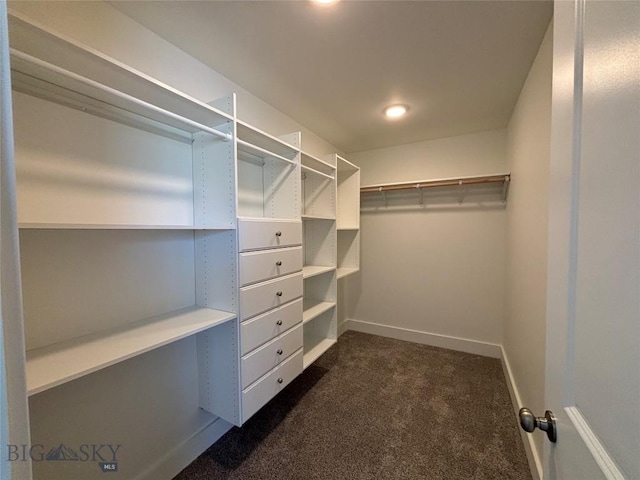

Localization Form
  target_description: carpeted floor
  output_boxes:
[174,331,532,480]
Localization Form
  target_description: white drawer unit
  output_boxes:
[241,298,302,355]
[238,218,302,252]
[241,324,302,388]
[239,246,302,286]
[242,348,303,421]
[240,272,303,321]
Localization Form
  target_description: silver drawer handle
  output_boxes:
[276,320,283,326]
[276,291,283,297]
[275,231,282,237]
[277,378,283,384]
[277,349,283,355]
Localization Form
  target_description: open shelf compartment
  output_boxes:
[303,308,337,369]
[26,306,236,396]
[303,219,336,274]
[337,229,360,279]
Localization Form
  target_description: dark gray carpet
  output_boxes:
[174,331,531,480]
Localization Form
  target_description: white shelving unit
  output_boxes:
[335,155,361,279]
[301,151,337,368]
[9,12,241,452]
[6,14,360,474]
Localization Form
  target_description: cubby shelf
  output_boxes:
[303,299,336,323]
[26,306,236,396]
[301,151,336,172]
[302,265,336,279]
[301,214,336,221]
[336,267,359,280]
[303,334,337,370]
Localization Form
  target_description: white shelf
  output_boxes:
[302,265,336,279]
[337,155,359,172]
[18,223,235,230]
[26,306,236,396]
[337,226,359,231]
[237,139,297,166]
[9,13,232,130]
[236,121,299,159]
[301,164,334,180]
[301,214,336,221]
[336,268,359,280]
[303,299,336,324]
[303,335,336,369]
[301,152,336,171]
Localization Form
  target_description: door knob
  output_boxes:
[519,407,557,443]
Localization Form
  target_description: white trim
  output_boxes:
[346,318,501,358]
[565,407,625,480]
[135,417,232,480]
[337,320,348,337]
[500,347,544,480]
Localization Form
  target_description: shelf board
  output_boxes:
[236,121,298,159]
[301,151,336,172]
[336,156,359,172]
[303,299,336,324]
[237,139,297,166]
[9,14,232,134]
[303,336,337,370]
[336,268,359,280]
[18,223,235,230]
[301,164,334,180]
[302,265,336,279]
[301,214,336,221]
[26,306,236,396]
[337,226,359,231]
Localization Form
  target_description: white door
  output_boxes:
[541,0,639,478]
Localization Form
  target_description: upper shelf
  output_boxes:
[337,155,359,172]
[8,12,233,140]
[236,121,299,164]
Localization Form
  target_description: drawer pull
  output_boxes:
[275,231,282,237]
[276,291,283,297]
[276,320,283,326]
[277,378,283,384]
[277,349,283,355]
[276,261,283,266]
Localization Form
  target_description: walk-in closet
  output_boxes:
[1,2,638,480]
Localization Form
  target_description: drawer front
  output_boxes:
[238,218,302,252]
[239,246,302,286]
[241,324,303,388]
[242,348,303,422]
[241,298,302,355]
[240,272,303,321]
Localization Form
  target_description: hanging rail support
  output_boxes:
[502,174,511,203]
[11,49,232,142]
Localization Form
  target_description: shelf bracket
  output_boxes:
[457,180,467,205]
[417,184,425,207]
[502,175,511,203]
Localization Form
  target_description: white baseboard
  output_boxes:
[337,320,348,337]
[500,347,543,480]
[346,318,502,358]
[135,417,232,480]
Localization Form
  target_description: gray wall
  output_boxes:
[504,22,553,476]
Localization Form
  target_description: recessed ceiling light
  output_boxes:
[384,105,408,119]
[313,0,337,4]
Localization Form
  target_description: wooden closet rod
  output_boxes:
[360,173,510,193]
